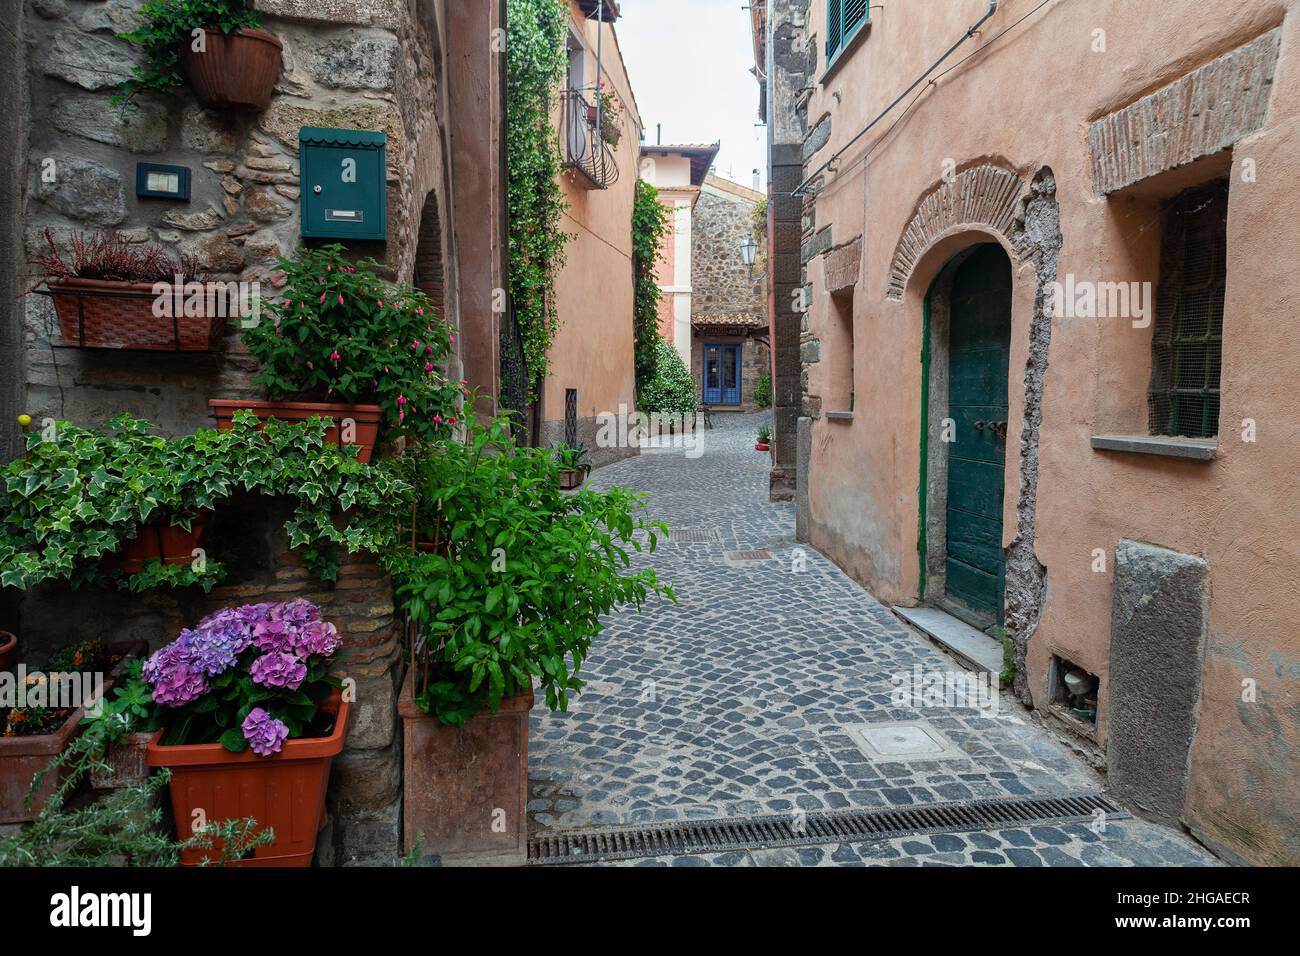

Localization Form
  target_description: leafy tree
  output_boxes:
[639,340,697,417]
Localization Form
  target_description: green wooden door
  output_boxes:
[945,244,1011,620]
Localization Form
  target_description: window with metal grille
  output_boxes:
[564,388,578,446]
[1147,180,1228,439]
[827,0,869,65]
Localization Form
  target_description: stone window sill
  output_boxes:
[826,411,854,423]
[1091,434,1217,461]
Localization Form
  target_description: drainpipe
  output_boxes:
[793,0,999,196]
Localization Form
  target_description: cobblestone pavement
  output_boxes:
[528,412,1216,867]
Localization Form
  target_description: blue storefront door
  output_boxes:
[703,343,742,405]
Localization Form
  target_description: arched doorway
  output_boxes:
[922,242,1012,627]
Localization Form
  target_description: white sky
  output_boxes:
[614,0,768,191]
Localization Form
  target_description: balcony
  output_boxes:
[560,89,620,191]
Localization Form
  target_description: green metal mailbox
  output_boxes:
[299,127,387,241]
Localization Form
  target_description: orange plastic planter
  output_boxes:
[209,399,383,464]
[147,691,349,867]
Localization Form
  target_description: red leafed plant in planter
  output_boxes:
[224,245,463,463]
[28,229,215,352]
[140,600,349,867]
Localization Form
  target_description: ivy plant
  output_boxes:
[115,0,263,109]
[243,244,462,446]
[507,0,573,396]
[632,179,672,393]
[387,416,673,725]
[0,411,412,591]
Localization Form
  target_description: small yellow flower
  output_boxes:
[16,414,31,427]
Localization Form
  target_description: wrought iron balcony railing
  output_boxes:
[559,89,619,190]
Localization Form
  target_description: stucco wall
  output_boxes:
[794,0,1300,864]
[543,2,641,464]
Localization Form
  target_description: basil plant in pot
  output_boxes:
[216,245,463,463]
[387,416,674,865]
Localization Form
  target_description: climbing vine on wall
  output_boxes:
[507,0,572,394]
[632,179,671,393]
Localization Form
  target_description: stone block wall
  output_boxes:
[9,0,481,864]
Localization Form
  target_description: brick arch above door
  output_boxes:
[886,163,1031,301]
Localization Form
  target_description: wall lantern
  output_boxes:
[299,127,388,242]
[740,235,759,278]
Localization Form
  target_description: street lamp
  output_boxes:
[740,235,758,278]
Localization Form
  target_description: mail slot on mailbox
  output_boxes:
[299,127,387,241]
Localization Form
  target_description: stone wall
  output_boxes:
[22,0,462,434]
[692,181,765,325]
[10,0,482,865]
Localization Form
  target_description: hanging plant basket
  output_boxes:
[45,278,223,352]
[147,690,349,867]
[208,399,384,464]
[181,28,283,112]
[113,513,210,574]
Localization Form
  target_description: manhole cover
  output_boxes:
[845,721,966,761]
[724,549,772,563]
[670,528,721,543]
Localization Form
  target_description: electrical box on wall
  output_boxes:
[299,127,388,242]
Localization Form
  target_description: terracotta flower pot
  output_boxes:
[0,631,15,673]
[0,641,146,823]
[181,28,283,112]
[399,667,533,866]
[115,513,210,573]
[147,690,349,867]
[209,398,384,464]
[558,466,589,491]
[47,277,223,352]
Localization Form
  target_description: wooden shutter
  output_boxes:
[827,0,843,61]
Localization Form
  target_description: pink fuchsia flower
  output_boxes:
[331,351,341,365]
[449,416,458,425]
[433,414,443,426]
[397,395,407,405]
[378,300,384,308]
[242,708,290,757]
[338,294,344,305]
[319,293,326,303]
[417,307,424,316]
[424,362,434,372]
[250,652,307,690]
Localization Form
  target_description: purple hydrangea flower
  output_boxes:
[252,619,295,654]
[294,620,341,660]
[242,708,290,756]
[249,651,307,690]
[143,638,209,707]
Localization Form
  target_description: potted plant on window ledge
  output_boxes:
[388,417,673,865]
[216,245,462,463]
[755,424,771,451]
[116,0,283,113]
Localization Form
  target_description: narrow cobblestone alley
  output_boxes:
[527,413,1217,866]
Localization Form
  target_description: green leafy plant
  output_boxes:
[507,0,573,397]
[632,179,671,392]
[639,340,697,417]
[243,244,462,446]
[756,424,772,444]
[0,411,412,591]
[387,416,674,725]
[552,441,590,472]
[115,0,263,109]
[752,372,772,409]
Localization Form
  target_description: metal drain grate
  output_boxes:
[725,549,772,562]
[527,793,1126,864]
[670,527,721,543]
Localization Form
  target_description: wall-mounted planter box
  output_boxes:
[45,279,223,352]
[182,28,283,112]
[299,128,388,242]
[209,399,384,463]
[114,513,210,574]
[148,690,349,867]
[399,667,533,866]
[0,642,147,824]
